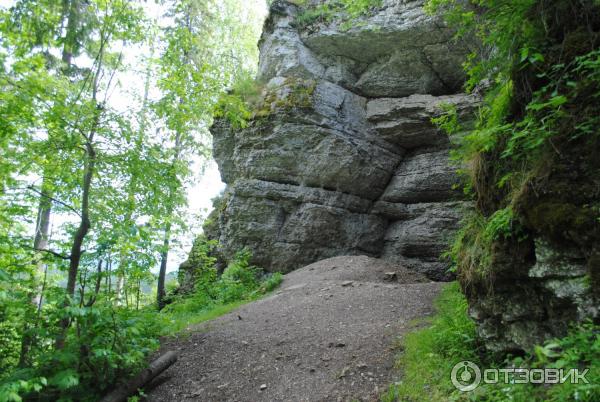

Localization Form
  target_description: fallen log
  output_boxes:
[100,351,177,402]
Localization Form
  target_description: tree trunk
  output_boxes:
[156,222,171,310]
[65,143,95,299]
[85,259,103,307]
[156,126,182,309]
[106,256,112,295]
[117,47,153,306]
[99,351,177,402]
[57,138,96,349]
[136,278,141,310]
[115,273,125,304]
[56,17,110,346]
[18,179,53,367]
[61,0,80,68]
[19,0,81,366]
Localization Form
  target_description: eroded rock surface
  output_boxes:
[465,138,600,352]
[203,0,478,281]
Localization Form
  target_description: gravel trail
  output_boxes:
[147,255,443,402]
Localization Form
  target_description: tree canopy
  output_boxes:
[0,0,269,399]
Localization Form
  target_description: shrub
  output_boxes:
[0,245,283,401]
[215,249,260,303]
[158,248,283,333]
[213,73,264,129]
[260,272,283,293]
[0,303,160,401]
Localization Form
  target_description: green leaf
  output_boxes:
[49,370,79,390]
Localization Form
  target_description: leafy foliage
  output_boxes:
[213,75,258,129]
[428,0,600,280]
[214,75,316,129]
[216,249,260,303]
[0,302,160,401]
[0,0,268,400]
[410,0,600,400]
[159,248,283,334]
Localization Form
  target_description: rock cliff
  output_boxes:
[465,137,600,352]
[186,0,600,354]
[205,0,478,281]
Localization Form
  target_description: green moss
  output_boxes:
[214,76,316,129]
[526,201,596,239]
[254,78,316,117]
[293,0,382,29]
[587,253,600,299]
[254,109,271,118]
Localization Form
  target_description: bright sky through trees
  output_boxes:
[0,0,267,272]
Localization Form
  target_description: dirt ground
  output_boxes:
[146,255,443,402]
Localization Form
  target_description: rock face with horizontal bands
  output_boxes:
[206,0,478,281]
[183,0,600,355]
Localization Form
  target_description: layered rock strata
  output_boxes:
[204,0,477,281]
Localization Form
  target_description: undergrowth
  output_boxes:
[428,0,600,283]
[382,283,600,401]
[383,0,600,400]
[0,248,282,401]
[158,247,283,335]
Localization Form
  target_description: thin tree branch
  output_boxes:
[26,185,82,217]
[21,244,71,260]
[85,259,103,307]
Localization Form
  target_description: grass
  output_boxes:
[381,282,480,402]
[156,299,253,335]
[293,0,382,29]
[155,270,284,336]
[381,283,600,402]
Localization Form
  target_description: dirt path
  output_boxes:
[147,256,443,402]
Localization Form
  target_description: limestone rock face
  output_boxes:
[186,0,599,355]
[465,138,600,353]
[206,0,477,282]
[466,238,598,353]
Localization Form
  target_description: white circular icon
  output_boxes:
[451,360,481,392]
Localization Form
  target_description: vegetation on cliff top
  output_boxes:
[214,75,316,129]
[291,0,383,29]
